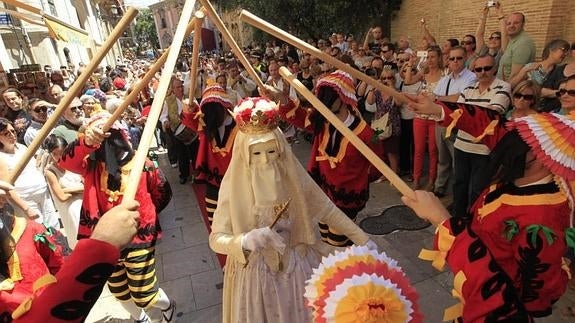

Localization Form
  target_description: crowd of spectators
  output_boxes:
[0,0,574,320]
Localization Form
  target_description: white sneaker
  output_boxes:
[170,163,178,168]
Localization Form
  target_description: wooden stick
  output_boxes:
[7,7,139,184]
[199,0,265,89]
[239,9,407,105]
[123,0,198,201]
[279,67,415,199]
[188,10,206,101]
[103,14,204,132]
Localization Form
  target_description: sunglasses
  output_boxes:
[489,36,501,40]
[461,41,474,45]
[33,106,49,113]
[474,65,494,73]
[556,89,575,97]
[513,93,535,101]
[449,56,464,61]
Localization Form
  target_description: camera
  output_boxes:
[487,1,496,7]
[416,51,428,58]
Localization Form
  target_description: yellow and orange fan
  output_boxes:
[305,245,422,323]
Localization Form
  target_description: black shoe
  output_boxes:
[179,177,187,184]
[162,300,176,323]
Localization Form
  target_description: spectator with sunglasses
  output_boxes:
[52,96,85,144]
[461,34,477,69]
[509,39,570,89]
[557,75,575,115]
[475,4,506,69]
[0,118,59,229]
[454,54,511,218]
[537,41,575,113]
[24,99,52,147]
[431,46,476,198]
[507,80,540,120]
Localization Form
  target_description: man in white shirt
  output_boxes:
[432,46,477,197]
[454,54,511,217]
[227,62,256,99]
[159,77,198,184]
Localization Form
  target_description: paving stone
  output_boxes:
[178,304,222,323]
[191,268,224,310]
[162,243,215,280]
[160,276,197,315]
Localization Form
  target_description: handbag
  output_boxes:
[371,112,392,140]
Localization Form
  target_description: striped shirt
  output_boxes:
[455,78,512,154]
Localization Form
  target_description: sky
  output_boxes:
[124,0,161,8]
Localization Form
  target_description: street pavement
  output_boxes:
[86,139,574,322]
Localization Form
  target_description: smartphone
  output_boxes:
[416,51,428,58]
[487,1,496,7]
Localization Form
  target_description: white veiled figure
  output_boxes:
[209,97,369,323]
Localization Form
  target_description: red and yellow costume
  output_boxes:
[9,239,121,322]
[59,132,172,311]
[58,136,169,248]
[181,105,237,188]
[279,100,375,212]
[0,217,64,317]
[278,70,379,247]
[419,101,575,321]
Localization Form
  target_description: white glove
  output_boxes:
[365,240,379,251]
[242,227,286,254]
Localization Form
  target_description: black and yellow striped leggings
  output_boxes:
[107,246,160,308]
[319,207,360,247]
[205,183,219,228]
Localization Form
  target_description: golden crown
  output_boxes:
[234,97,280,134]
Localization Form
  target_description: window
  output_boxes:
[47,0,57,16]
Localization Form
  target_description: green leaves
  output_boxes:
[134,9,160,52]
[34,228,56,252]
[566,228,575,250]
[503,220,519,241]
[218,0,403,40]
[526,224,557,247]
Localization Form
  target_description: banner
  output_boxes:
[44,15,90,47]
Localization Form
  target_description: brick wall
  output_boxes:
[390,0,575,58]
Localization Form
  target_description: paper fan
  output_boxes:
[512,113,575,180]
[305,245,422,323]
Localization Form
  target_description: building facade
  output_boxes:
[0,0,125,74]
[149,0,219,51]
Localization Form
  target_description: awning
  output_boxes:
[43,15,90,47]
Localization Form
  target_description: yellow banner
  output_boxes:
[44,16,90,47]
